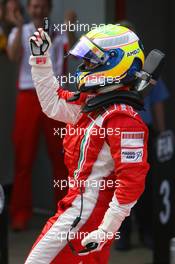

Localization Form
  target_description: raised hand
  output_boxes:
[5,1,23,27]
[29,28,51,56]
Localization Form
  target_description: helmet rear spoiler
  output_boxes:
[134,49,165,96]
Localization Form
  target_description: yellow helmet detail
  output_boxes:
[69,24,145,92]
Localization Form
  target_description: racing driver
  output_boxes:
[25,24,150,263]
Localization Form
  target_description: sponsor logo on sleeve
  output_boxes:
[121,148,143,163]
[121,132,144,147]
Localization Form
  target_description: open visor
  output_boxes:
[69,36,107,65]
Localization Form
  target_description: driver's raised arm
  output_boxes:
[29,28,86,124]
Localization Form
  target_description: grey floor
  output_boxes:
[9,215,152,264]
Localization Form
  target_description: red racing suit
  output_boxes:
[25,55,150,264]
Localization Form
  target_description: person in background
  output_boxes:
[0,184,8,264]
[0,1,7,53]
[114,20,172,250]
[0,185,5,216]
[0,1,3,21]
[7,0,76,231]
[5,0,29,24]
[116,78,170,250]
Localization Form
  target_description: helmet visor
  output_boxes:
[69,36,106,65]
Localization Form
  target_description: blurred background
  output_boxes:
[0,0,175,263]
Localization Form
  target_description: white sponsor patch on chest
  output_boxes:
[121,148,143,163]
[121,132,144,147]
